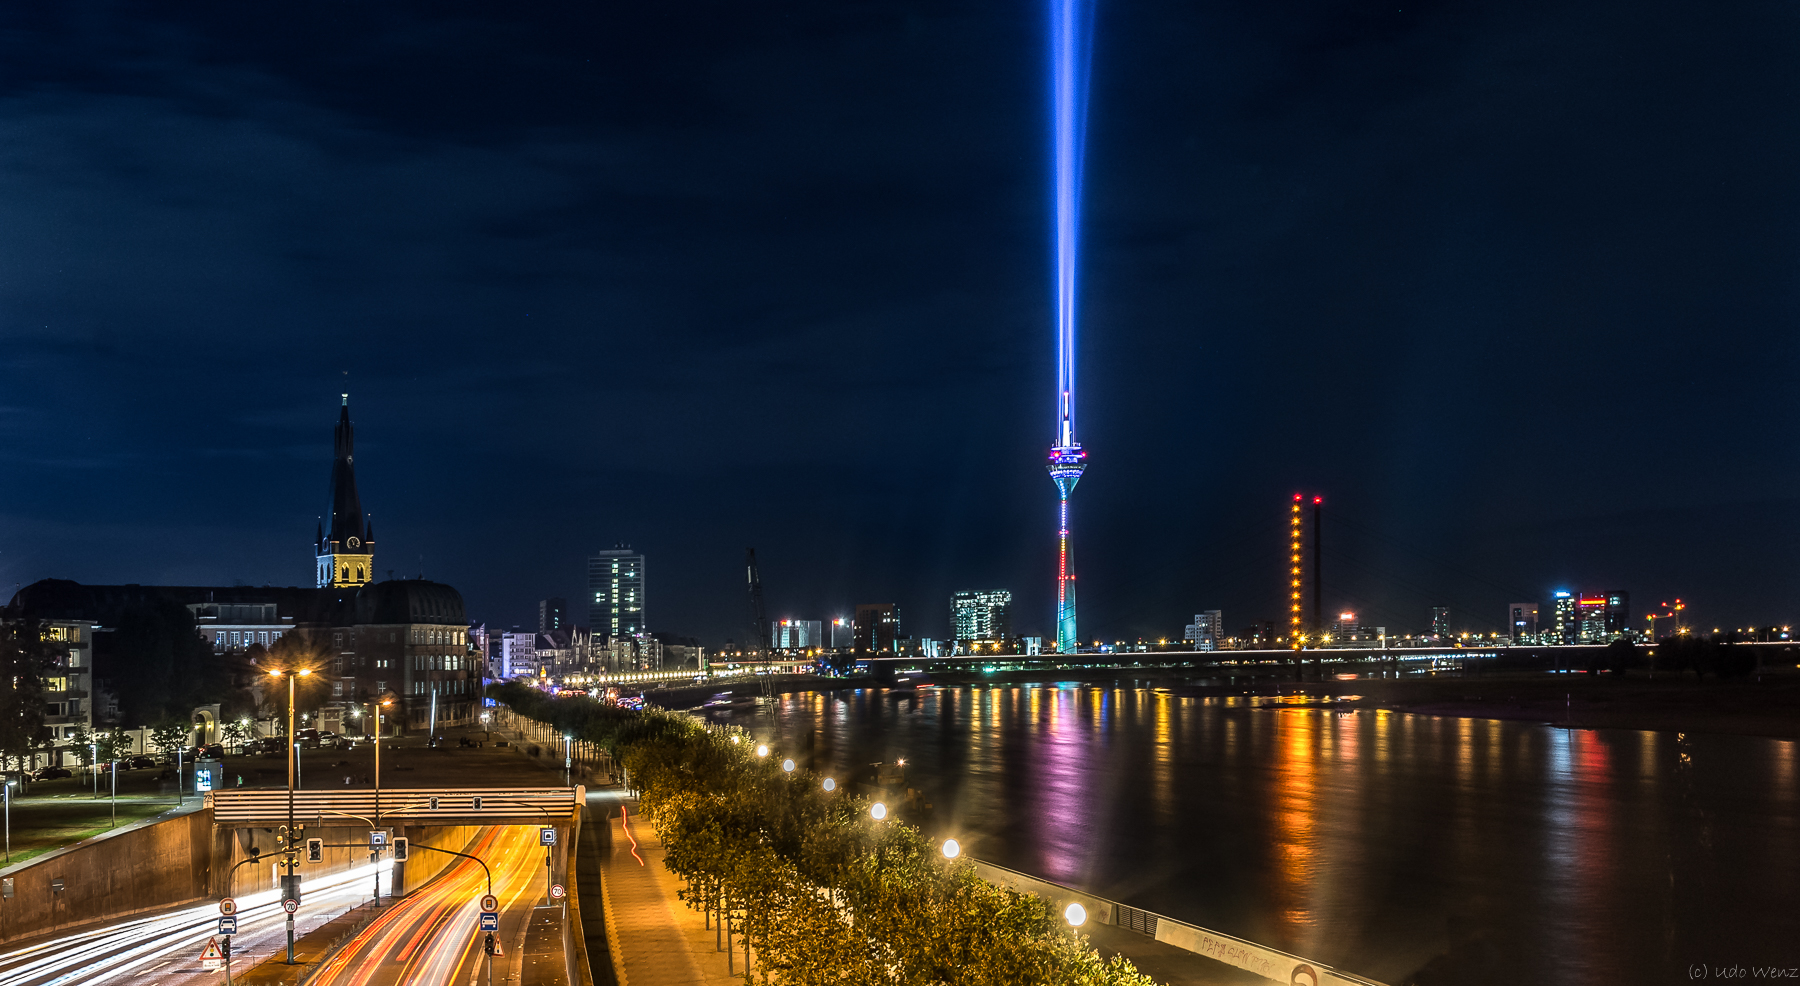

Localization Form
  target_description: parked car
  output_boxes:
[185,743,226,761]
[316,730,341,748]
[128,755,156,769]
[32,765,72,780]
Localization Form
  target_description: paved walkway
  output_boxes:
[596,802,739,986]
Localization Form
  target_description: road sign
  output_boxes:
[480,911,499,931]
[480,894,499,912]
[539,827,556,847]
[219,897,237,916]
[369,830,387,849]
[200,938,224,971]
[219,915,238,935]
[549,884,566,900]
[282,898,299,914]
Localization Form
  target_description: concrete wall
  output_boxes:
[209,823,398,899]
[0,808,213,943]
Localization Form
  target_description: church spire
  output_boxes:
[317,395,375,588]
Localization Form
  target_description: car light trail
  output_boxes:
[0,859,391,986]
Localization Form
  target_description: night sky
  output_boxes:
[2,1,1797,643]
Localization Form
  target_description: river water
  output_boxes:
[709,681,1799,985]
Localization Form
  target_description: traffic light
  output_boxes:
[471,796,483,811]
[429,796,439,810]
[306,838,323,863]
[484,933,495,956]
[393,837,409,862]
[221,937,231,958]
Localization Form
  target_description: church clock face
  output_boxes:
[347,537,361,549]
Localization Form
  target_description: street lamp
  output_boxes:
[941,838,960,859]
[267,666,312,964]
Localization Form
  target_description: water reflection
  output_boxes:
[723,684,1798,985]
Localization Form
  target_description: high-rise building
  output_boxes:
[587,546,645,641]
[1603,591,1630,637]
[854,604,901,654]
[951,590,1013,643]
[771,619,823,650]
[1508,603,1539,642]
[315,394,375,589]
[1430,607,1451,640]
[500,629,537,679]
[1183,610,1223,650]
[539,597,567,633]
[828,618,854,650]
[1551,591,1576,643]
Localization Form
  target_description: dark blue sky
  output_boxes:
[2,1,1797,643]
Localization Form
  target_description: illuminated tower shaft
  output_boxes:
[1046,0,1094,654]
[1289,495,1304,648]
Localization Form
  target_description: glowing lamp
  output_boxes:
[755,744,769,757]
[870,802,887,820]
[941,839,960,859]
[1065,902,1087,926]
[781,758,795,773]
[822,778,836,792]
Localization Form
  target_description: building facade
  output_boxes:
[588,546,645,640]
[772,619,823,651]
[853,604,901,654]
[951,590,1013,644]
[1183,610,1223,650]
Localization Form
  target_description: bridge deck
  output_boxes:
[210,787,582,825]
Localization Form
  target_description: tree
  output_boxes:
[107,600,228,727]
[221,718,253,753]
[1603,638,1639,675]
[150,721,188,760]
[0,618,58,781]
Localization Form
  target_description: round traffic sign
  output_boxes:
[219,897,237,916]
[282,898,299,914]
[480,894,499,912]
[549,884,566,900]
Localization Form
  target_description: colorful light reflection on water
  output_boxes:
[719,682,1800,984]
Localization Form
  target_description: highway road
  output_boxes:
[0,857,392,986]
[312,825,551,986]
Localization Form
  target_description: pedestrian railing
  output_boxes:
[971,859,1391,986]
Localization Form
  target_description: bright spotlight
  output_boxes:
[941,839,960,859]
[1064,902,1087,926]
[870,802,887,820]
[755,744,769,757]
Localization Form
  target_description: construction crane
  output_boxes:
[745,548,774,712]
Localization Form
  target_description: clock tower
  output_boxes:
[316,394,375,589]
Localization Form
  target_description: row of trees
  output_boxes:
[490,682,1158,986]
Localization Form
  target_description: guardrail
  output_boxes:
[209,788,580,824]
[971,859,1391,986]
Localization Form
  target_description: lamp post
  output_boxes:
[267,666,312,963]
[371,695,391,906]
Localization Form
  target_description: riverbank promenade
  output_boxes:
[598,801,740,986]
[593,792,1257,986]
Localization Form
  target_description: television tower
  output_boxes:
[1046,0,1094,655]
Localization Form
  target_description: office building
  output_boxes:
[1551,591,1576,643]
[854,603,901,654]
[501,629,537,678]
[951,590,1013,643]
[1183,610,1223,650]
[1430,607,1451,640]
[539,597,567,633]
[588,545,645,641]
[1508,603,1539,643]
[829,618,854,649]
[772,619,823,650]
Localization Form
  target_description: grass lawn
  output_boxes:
[3,773,186,866]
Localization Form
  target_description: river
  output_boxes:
[708,680,1799,985]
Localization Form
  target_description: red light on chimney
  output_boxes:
[1293,493,1302,502]
[1312,496,1322,504]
